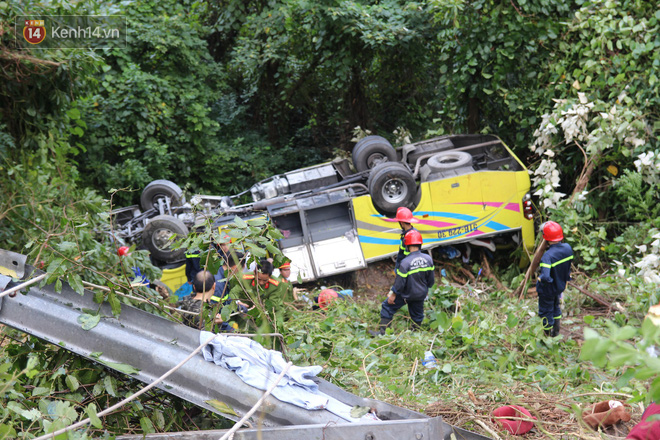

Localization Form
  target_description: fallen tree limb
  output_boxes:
[480,251,509,293]
[0,48,63,67]
[515,239,547,299]
[439,261,476,283]
[568,281,611,308]
[471,417,502,440]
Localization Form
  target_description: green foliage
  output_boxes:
[553,1,660,118]
[217,0,442,143]
[580,317,660,403]
[613,170,660,221]
[428,0,575,142]
[282,286,653,409]
[2,0,660,436]
[0,331,231,438]
[77,0,222,203]
[0,1,104,160]
[177,210,288,337]
[0,159,163,313]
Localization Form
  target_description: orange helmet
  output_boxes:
[385,207,419,223]
[542,221,564,242]
[404,229,423,246]
[318,289,339,310]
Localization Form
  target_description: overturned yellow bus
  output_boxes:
[115,134,535,286]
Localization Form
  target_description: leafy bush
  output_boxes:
[580,317,660,404]
[0,332,231,438]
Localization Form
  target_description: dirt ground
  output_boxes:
[301,247,517,303]
[299,259,396,302]
[426,388,643,440]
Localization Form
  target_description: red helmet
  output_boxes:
[385,207,419,223]
[404,229,423,246]
[318,289,339,310]
[491,405,536,435]
[542,221,564,241]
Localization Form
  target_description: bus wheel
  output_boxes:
[140,180,184,211]
[352,136,397,173]
[427,151,472,171]
[368,162,417,217]
[142,215,188,263]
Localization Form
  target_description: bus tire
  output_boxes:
[427,151,472,171]
[140,180,184,211]
[368,162,417,217]
[352,136,397,173]
[142,215,188,263]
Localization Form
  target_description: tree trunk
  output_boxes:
[346,64,368,133]
[467,97,480,133]
[569,156,598,204]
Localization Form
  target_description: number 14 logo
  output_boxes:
[23,20,46,45]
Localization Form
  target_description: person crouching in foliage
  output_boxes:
[370,229,434,335]
[537,221,574,337]
[178,270,231,332]
[231,258,284,318]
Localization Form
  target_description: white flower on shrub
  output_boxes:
[531,113,558,155]
[634,232,660,285]
[393,126,412,146]
[351,126,372,143]
[529,158,565,209]
[529,91,649,215]
[612,260,627,278]
[634,151,660,185]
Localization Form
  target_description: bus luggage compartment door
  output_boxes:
[269,210,315,282]
[303,200,366,278]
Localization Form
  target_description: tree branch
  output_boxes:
[0,49,62,68]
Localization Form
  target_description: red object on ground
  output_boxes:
[117,246,130,256]
[491,405,536,435]
[583,400,631,430]
[318,289,339,310]
[626,403,660,440]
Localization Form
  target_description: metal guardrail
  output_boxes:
[0,253,491,440]
[117,417,492,440]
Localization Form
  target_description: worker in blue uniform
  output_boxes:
[537,221,574,337]
[383,207,420,272]
[370,229,435,335]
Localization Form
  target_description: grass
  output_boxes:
[280,274,654,439]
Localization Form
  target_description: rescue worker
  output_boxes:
[276,260,295,303]
[536,221,574,337]
[184,249,202,283]
[178,270,228,331]
[210,252,242,303]
[370,229,434,335]
[185,235,231,283]
[230,258,283,316]
[384,207,420,271]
